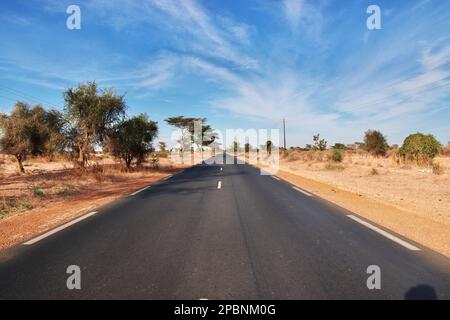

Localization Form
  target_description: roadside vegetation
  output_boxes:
[0,82,215,219]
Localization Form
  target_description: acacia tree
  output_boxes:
[0,102,64,173]
[64,82,126,167]
[363,130,388,156]
[165,116,217,152]
[312,134,327,151]
[107,114,158,170]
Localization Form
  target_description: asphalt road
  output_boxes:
[0,154,449,299]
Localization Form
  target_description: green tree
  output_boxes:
[363,130,388,156]
[398,133,441,164]
[64,82,126,167]
[232,141,240,153]
[312,134,327,151]
[165,116,217,152]
[244,143,251,154]
[107,114,158,169]
[332,143,346,150]
[0,102,64,173]
[266,140,273,155]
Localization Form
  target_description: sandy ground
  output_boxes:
[280,154,450,225]
[0,155,187,250]
[253,152,450,257]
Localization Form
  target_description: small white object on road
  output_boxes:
[292,186,313,197]
[217,180,222,189]
[347,215,421,251]
[24,211,98,245]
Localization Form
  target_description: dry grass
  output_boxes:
[0,154,178,220]
[279,149,450,225]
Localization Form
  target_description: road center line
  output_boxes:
[23,211,98,245]
[347,215,421,251]
[130,185,151,196]
[292,186,313,197]
[217,180,222,189]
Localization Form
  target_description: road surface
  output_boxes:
[0,154,449,299]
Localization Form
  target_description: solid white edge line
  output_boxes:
[130,185,151,196]
[292,186,313,197]
[217,180,222,189]
[23,211,98,245]
[271,176,281,181]
[347,215,421,251]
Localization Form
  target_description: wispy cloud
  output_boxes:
[1,0,449,145]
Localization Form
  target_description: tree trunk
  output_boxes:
[15,155,25,174]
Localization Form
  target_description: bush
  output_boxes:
[363,130,388,156]
[398,133,442,165]
[330,149,343,162]
[324,163,345,171]
[432,162,444,175]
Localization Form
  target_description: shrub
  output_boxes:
[324,163,345,171]
[331,149,343,162]
[332,143,346,150]
[369,168,379,176]
[363,130,388,156]
[432,162,444,175]
[398,133,442,165]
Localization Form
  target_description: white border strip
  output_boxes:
[271,176,281,181]
[24,211,98,245]
[292,186,313,197]
[347,215,421,251]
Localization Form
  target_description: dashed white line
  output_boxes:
[23,211,98,245]
[220,167,223,171]
[217,180,222,189]
[271,176,281,181]
[292,186,313,197]
[347,215,421,251]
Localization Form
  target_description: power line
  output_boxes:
[0,85,62,109]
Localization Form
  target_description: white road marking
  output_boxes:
[220,167,223,171]
[347,215,421,251]
[130,185,151,196]
[217,180,222,189]
[271,176,281,181]
[23,211,98,245]
[162,174,173,181]
[292,186,313,197]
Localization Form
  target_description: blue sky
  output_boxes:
[0,0,449,147]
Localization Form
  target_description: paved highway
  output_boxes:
[0,154,449,299]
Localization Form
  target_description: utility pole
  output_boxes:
[283,118,287,149]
